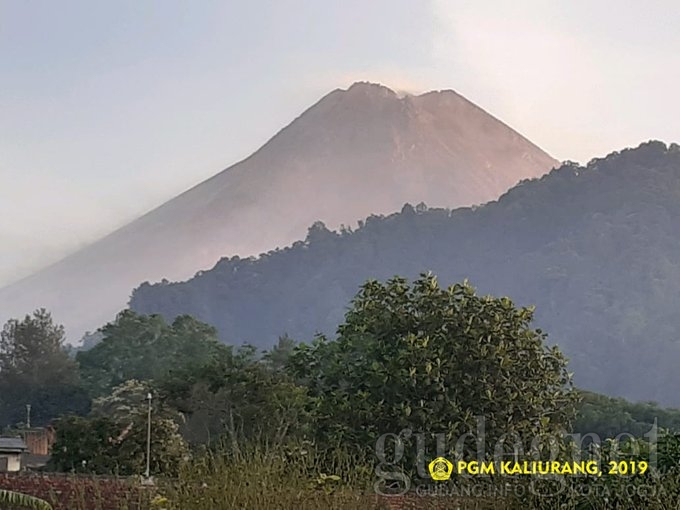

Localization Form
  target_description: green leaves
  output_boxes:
[48,407,189,476]
[288,273,577,465]
[77,311,231,397]
[0,490,52,510]
[0,309,88,427]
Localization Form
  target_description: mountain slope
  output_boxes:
[0,82,557,339]
[131,141,680,405]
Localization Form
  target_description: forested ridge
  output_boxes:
[4,282,680,508]
[131,141,680,405]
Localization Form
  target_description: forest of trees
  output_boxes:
[131,141,680,405]
[3,275,680,473]
[1,276,573,469]
[5,274,680,507]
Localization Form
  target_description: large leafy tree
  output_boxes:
[76,311,309,451]
[49,380,188,476]
[0,309,89,427]
[288,274,577,457]
[161,344,310,449]
[76,310,231,397]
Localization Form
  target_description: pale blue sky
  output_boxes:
[1,0,679,285]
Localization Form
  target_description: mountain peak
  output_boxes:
[0,82,559,341]
[345,81,398,97]
[340,82,464,102]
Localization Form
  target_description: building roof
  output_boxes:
[22,453,50,469]
[0,437,28,453]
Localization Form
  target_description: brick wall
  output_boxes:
[0,474,494,509]
[0,473,149,510]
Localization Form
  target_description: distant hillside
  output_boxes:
[0,82,557,340]
[132,141,680,405]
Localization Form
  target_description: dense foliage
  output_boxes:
[0,309,89,427]
[48,413,187,476]
[76,311,231,397]
[159,340,310,448]
[574,391,680,438]
[2,274,587,476]
[131,141,680,405]
[289,274,576,457]
[48,379,188,475]
[4,273,680,510]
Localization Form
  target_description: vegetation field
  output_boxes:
[4,272,680,509]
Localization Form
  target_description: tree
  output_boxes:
[288,274,577,459]
[49,380,188,476]
[160,344,310,449]
[573,390,680,438]
[90,379,179,423]
[77,310,231,397]
[263,335,296,371]
[0,309,89,427]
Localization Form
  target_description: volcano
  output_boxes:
[0,82,558,340]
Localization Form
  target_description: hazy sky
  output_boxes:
[1,0,679,286]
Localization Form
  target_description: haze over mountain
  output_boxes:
[132,141,680,405]
[0,82,558,340]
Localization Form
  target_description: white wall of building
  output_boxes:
[0,453,22,472]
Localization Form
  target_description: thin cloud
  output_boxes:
[430,0,680,163]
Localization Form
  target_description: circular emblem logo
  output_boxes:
[428,456,453,481]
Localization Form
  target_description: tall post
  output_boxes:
[26,404,31,429]
[145,392,152,479]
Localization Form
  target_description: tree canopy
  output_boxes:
[76,310,232,397]
[2,277,678,480]
[49,380,188,476]
[0,309,88,427]
[288,274,577,457]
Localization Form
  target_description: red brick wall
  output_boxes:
[0,473,149,510]
[0,474,493,509]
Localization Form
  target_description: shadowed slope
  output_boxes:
[132,141,680,405]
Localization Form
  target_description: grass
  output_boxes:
[14,445,680,509]
[155,444,384,509]
[150,446,680,510]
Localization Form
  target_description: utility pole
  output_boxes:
[145,392,152,480]
[26,404,31,429]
